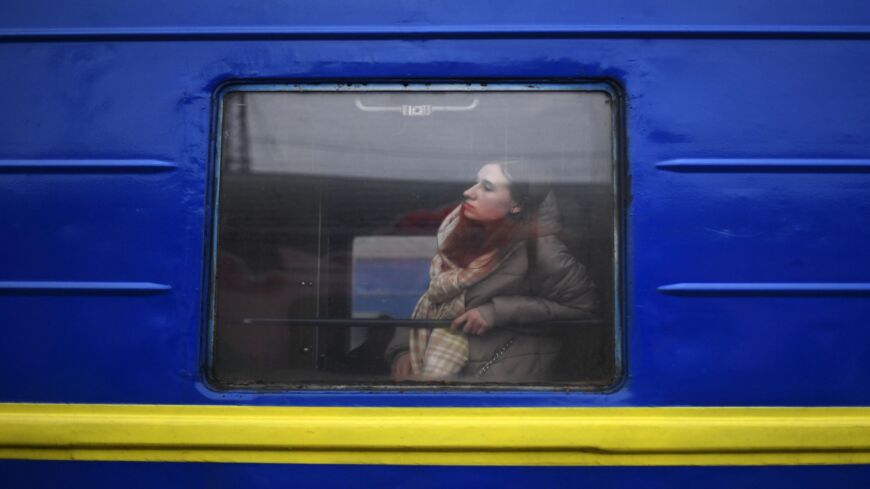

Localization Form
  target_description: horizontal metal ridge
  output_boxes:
[656,158,870,173]
[0,159,176,173]
[0,281,171,295]
[2,24,870,42]
[658,283,870,297]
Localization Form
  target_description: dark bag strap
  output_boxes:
[475,335,519,378]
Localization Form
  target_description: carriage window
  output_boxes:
[211,85,619,389]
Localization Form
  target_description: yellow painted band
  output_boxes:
[2,403,870,466]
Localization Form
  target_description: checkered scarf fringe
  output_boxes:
[409,205,515,379]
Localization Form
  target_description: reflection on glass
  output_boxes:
[212,87,617,388]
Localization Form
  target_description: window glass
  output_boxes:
[212,85,619,389]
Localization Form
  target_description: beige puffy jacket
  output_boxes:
[386,193,599,382]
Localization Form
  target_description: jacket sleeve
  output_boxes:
[384,326,410,363]
[478,236,598,327]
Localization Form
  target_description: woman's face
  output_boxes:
[462,164,520,222]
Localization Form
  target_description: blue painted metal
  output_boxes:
[4,25,870,41]
[658,283,870,297]
[4,460,870,489]
[656,158,870,173]
[0,281,171,294]
[0,0,868,407]
[0,159,176,173]
[4,0,870,38]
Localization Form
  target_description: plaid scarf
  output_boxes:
[408,205,515,379]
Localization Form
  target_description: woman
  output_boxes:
[387,161,598,382]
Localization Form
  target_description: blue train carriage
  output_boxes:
[1,0,870,486]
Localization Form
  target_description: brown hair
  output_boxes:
[440,211,518,268]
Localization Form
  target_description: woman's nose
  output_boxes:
[463,184,477,200]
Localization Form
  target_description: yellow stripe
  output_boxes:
[2,403,870,466]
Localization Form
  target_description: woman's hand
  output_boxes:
[391,352,413,380]
[451,308,493,336]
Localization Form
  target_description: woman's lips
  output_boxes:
[462,202,474,212]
